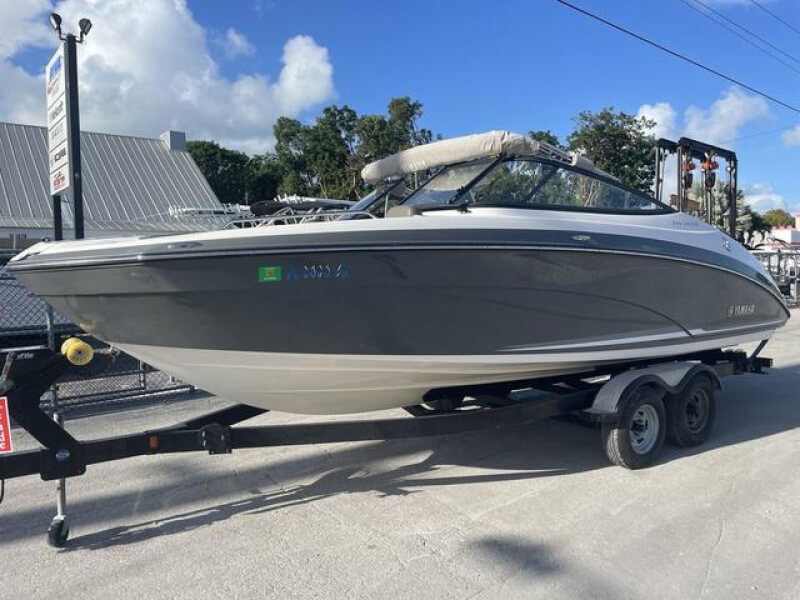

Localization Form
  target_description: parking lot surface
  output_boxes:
[1,315,798,599]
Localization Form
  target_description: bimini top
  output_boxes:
[361,130,610,184]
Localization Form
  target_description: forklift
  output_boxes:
[654,136,739,239]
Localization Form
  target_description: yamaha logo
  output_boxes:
[727,304,755,318]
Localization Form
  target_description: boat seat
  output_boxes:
[387,205,422,218]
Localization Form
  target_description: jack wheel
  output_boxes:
[47,516,69,548]
[601,386,666,470]
[666,375,716,447]
[61,338,93,366]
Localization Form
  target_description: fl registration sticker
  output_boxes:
[258,266,282,282]
[0,396,12,453]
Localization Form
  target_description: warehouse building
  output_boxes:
[0,121,225,258]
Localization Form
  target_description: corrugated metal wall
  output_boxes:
[0,121,224,233]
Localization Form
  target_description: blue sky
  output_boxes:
[4,0,800,211]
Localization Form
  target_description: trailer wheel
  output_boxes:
[601,386,666,470]
[666,375,716,447]
[47,517,69,548]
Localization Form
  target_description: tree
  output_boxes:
[687,181,771,245]
[743,210,772,248]
[273,117,313,196]
[272,97,435,200]
[763,208,795,228]
[528,129,563,148]
[246,153,283,204]
[387,97,433,148]
[187,141,251,205]
[304,105,359,200]
[566,108,656,193]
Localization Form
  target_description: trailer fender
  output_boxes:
[585,363,721,419]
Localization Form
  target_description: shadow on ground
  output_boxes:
[468,536,626,599]
[1,364,798,549]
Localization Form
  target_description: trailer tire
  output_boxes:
[601,386,666,470]
[666,375,716,447]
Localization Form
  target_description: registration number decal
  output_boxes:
[259,264,350,282]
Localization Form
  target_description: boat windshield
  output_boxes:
[342,179,407,219]
[403,158,669,213]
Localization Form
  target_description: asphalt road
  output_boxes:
[1,314,798,599]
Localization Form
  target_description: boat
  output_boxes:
[228,196,356,228]
[8,131,790,414]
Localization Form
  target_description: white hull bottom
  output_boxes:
[116,328,774,415]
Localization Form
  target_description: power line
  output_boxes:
[555,0,800,114]
[691,0,800,65]
[679,0,800,76]
[720,123,798,144]
[749,0,800,37]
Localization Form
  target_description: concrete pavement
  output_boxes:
[1,314,798,599]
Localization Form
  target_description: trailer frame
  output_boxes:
[0,343,772,547]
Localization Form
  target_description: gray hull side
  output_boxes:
[14,247,787,356]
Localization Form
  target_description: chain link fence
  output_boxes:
[0,266,197,413]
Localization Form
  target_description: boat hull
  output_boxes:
[10,235,788,413]
[117,326,777,414]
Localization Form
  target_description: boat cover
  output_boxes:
[361,130,602,184]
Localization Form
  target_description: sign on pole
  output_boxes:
[46,43,72,196]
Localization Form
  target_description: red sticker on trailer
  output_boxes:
[0,397,12,453]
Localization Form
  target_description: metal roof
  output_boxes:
[0,121,226,234]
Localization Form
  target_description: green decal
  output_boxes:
[258,266,282,282]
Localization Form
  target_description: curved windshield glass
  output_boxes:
[343,179,408,219]
[403,158,668,213]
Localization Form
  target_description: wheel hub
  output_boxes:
[629,403,659,455]
[685,389,709,433]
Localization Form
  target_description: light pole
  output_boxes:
[47,13,92,240]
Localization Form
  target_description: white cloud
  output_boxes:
[638,88,770,200]
[683,88,769,145]
[220,27,255,60]
[639,87,769,146]
[637,102,677,140]
[743,183,789,213]
[0,0,53,60]
[0,0,336,154]
[781,123,800,147]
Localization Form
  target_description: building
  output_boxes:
[0,121,226,256]
[668,194,701,213]
[765,214,800,247]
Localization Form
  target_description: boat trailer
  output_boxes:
[0,339,772,548]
